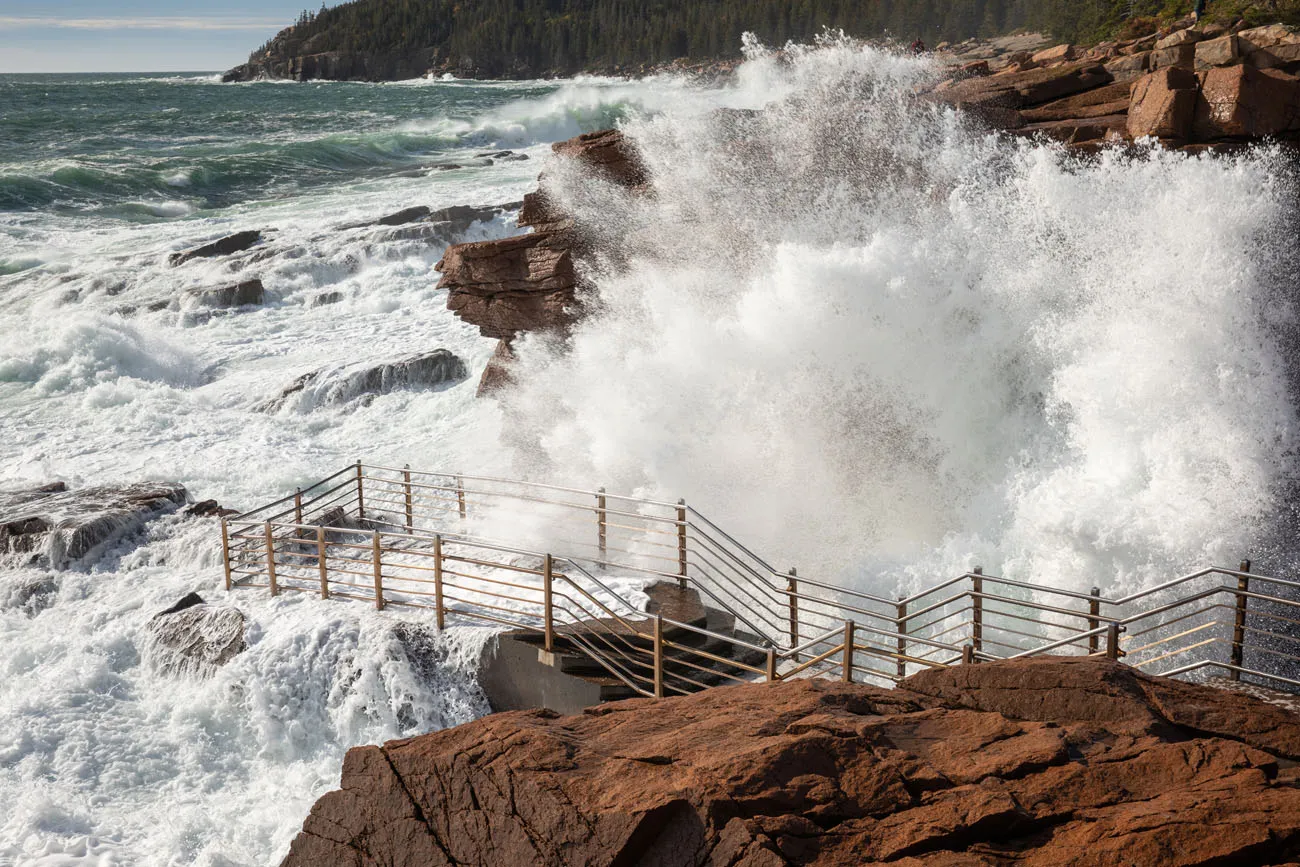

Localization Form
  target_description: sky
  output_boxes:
[0,1,321,72]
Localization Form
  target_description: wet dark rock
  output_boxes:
[0,482,186,570]
[169,231,263,266]
[259,349,469,412]
[377,206,432,226]
[156,592,206,618]
[184,279,265,309]
[475,150,530,161]
[311,291,343,307]
[147,600,247,677]
[184,500,240,518]
[343,201,517,239]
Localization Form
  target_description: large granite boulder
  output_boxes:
[1,482,187,570]
[1239,23,1300,69]
[1194,64,1300,139]
[281,657,1300,866]
[146,593,247,678]
[1128,67,1199,140]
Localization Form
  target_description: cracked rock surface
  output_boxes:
[280,657,1300,866]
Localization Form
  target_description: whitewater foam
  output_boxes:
[504,36,1300,599]
[3,40,1299,866]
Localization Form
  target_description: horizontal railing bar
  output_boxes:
[1130,637,1220,669]
[363,465,685,509]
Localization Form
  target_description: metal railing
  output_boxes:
[221,463,1300,697]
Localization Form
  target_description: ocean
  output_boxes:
[3,40,1300,864]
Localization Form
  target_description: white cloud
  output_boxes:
[0,16,284,31]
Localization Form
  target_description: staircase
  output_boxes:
[221,463,1300,705]
[482,582,768,712]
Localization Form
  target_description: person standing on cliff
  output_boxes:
[1193,0,1207,22]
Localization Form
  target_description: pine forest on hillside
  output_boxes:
[253,0,1300,76]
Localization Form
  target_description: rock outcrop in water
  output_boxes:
[0,482,187,570]
[437,130,646,395]
[280,657,1300,866]
[146,593,248,678]
[169,230,263,266]
[259,349,469,412]
[184,279,266,310]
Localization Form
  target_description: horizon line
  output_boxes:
[0,16,287,31]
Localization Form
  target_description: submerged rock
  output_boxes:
[258,349,469,412]
[184,500,241,519]
[0,482,187,570]
[281,657,1300,867]
[0,572,60,616]
[184,279,265,309]
[376,205,432,226]
[147,595,247,678]
[169,230,263,266]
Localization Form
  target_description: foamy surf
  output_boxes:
[2,37,1299,866]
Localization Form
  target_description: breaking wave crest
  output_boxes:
[504,35,1300,597]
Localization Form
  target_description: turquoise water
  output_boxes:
[0,69,707,866]
[0,73,597,217]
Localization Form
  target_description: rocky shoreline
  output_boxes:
[280,657,1300,866]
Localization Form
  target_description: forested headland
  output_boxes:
[227,0,1300,81]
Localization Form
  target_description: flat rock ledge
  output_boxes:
[1,482,187,570]
[281,657,1300,866]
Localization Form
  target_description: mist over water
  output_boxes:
[2,40,1299,865]
[506,37,1300,598]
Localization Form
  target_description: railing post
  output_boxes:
[264,521,278,597]
[403,465,414,533]
[787,567,800,658]
[1231,559,1251,680]
[433,534,445,630]
[766,647,778,682]
[317,526,329,600]
[596,487,607,561]
[896,599,908,679]
[971,566,983,654]
[543,553,555,652]
[456,474,467,520]
[1106,622,1120,660]
[1087,587,1102,654]
[842,619,856,683]
[221,519,233,591]
[372,531,384,611]
[962,644,975,665]
[676,499,688,589]
[294,488,303,526]
[653,615,665,698]
[355,461,365,521]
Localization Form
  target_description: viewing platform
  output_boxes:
[221,463,1300,712]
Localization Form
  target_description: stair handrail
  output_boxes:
[224,466,1300,696]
